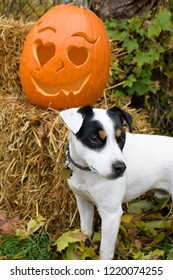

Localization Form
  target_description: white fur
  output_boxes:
[123,133,173,201]
[60,108,84,134]
[60,108,173,260]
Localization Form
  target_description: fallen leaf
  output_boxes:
[57,231,98,260]
[27,214,46,234]
[145,220,172,230]
[54,229,84,253]
[151,231,166,246]
[128,199,153,214]
[134,220,147,229]
[62,243,80,260]
[167,248,173,260]
[121,213,142,224]
[0,213,7,225]
[119,224,128,238]
[0,213,18,237]
[134,239,141,249]
[121,214,134,224]
[151,249,165,260]
[15,228,29,240]
[50,234,59,243]
[92,232,101,242]
[128,227,138,241]
[154,195,170,211]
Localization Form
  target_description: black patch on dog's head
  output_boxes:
[76,106,107,150]
[77,106,94,119]
[107,107,132,150]
[107,107,132,132]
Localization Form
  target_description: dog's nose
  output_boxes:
[112,161,126,177]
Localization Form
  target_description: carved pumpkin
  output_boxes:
[20,4,110,109]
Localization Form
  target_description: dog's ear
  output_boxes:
[60,106,93,134]
[60,108,84,134]
[121,109,133,133]
[108,107,133,132]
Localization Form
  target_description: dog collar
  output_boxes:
[64,146,91,172]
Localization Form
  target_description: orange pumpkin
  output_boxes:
[20,4,110,109]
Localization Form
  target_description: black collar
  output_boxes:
[64,146,91,172]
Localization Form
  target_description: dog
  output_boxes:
[60,106,173,260]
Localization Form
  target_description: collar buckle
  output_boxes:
[64,147,71,168]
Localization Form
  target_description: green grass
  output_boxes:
[0,231,52,260]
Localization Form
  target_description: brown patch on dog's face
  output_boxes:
[99,129,107,140]
[115,128,122,138]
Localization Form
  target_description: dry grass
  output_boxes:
[0,17,33,97]
[0,17,155,233]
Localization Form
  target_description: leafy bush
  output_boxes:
[105,8,173,135]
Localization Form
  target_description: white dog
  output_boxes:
[60,106,173,260]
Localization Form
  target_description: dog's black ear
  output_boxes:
[121,109,133,132]
[108,106,133,132]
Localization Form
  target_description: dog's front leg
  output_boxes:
[98,205,123,260]
[75,195,94,237]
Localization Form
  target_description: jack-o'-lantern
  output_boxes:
[20,4,111,109]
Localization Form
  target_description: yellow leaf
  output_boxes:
[27,215,46,234]
[121,214,134,223]
[16,228,29,240]
[54,229,83,253]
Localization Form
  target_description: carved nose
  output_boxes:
[112,161,126,177]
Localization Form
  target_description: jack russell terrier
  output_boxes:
[60,106,173,260]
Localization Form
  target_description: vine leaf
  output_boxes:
[54,229,85,253]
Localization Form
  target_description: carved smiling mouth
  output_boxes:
[31,72,90,96]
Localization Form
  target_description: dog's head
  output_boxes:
[60,106,132,180]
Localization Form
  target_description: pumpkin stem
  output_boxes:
[72,0,88,9]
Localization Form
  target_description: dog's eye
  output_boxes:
[117,135,125,144]
[119,135,125,141]
[89,134,100,143]
[116,135,125,150]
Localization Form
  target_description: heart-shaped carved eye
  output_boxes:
[33,39,55,67]
[67,46,88,66]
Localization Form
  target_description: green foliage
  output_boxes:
[105,8,173,99]
[105,8,173,135]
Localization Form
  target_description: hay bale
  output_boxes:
[0,17,33,97]
[0,17,154,233]
[0,98,73,232]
